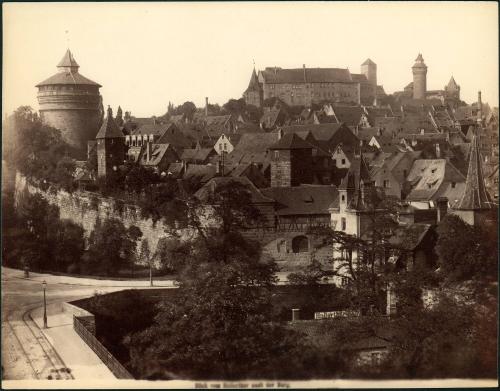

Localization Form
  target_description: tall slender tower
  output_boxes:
[412,53,427,100]
[36,49,102,158]
[361,58,377,87]
[96,107,125,178]
[477,91,483,125]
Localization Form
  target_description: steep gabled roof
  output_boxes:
[262,185,338,215]
[454,133,492,210]
[332,106,365,127]
[269,133,312,150]
[96,107,123,139]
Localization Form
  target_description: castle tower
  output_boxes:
[36,49,102,159]
[412,53,427,100]
[243,67,263,108]
[269,133,313,187]
[444,76,460,100]
[361,58,377,87]
[451,131,493,225]
[96,106,125,178]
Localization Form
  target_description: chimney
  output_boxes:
[152,116,157,125]
[205,97,209,117]
[274,66,277,75]
[303,64,306,82]
[436,197,448,223]
[377,127,382,137]
[292,308,300,322]
[477,91,483,124]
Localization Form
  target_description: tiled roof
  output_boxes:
[183,164,217,183]
[180,147,214,162]
[230,132,280,154]
[389,223,432,251]
[406,159,466,201]
[281,123,351,144]
[332,106,364,127]
[36,71,101,87]
[262,185,338,215]
[269,133,313,150]
[195,176,274,204]
[141,144,177,167]
[454,134,492,210]
[96,107,123,139]
[260,67,353,84]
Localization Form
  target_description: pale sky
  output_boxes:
[3,1,499,117]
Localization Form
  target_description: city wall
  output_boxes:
[14,172,331,271]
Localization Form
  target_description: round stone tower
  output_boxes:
[412,53,427,100]
[36,49,103,158]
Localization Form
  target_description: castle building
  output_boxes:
[412,53,427,99]
[36,49,103,158]
[96,107,125,178]
[269,133,313,187]
[243,59,382,108]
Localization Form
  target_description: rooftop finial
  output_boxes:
[107,105,113,118]
[65,30,70,49]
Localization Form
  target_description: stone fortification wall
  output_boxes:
[14,173,175,258]
[14,173,331,272]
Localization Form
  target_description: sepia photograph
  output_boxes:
[1,1,498,388]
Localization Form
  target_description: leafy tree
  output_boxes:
[244,104,263,123]
[4,106,77,191]
[125,179,306,380]
[179,101,196,121]
[222,98,246,115]
[52,219,85,273]
[82,218,142,275]
[115,106,124,127]
[435,214,497,282]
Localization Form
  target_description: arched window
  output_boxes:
[291,235,309,253]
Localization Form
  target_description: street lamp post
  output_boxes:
[42,280,47,329]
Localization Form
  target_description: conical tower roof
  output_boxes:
[96,107,124,139]
[447,76,459,89]
[57,49,79,72]
[362,58,376,66]
[455,132,492,210]
[245,68,262,92]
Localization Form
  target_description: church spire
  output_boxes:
[455,132,492,210]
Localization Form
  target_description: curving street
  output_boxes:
[1,267,175,380]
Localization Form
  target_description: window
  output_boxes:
[383,180,390,188]
[341,158,346,165]
[223,143,227,150]
[274,151,279,159]
[341,277,349,286]
[403,169,408,177]
[277,239,287,253]
[291,236,309,253]
[341,217,346,231]
[341,194,345,202]
[219,144,223,151]
[451,182,456,188]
